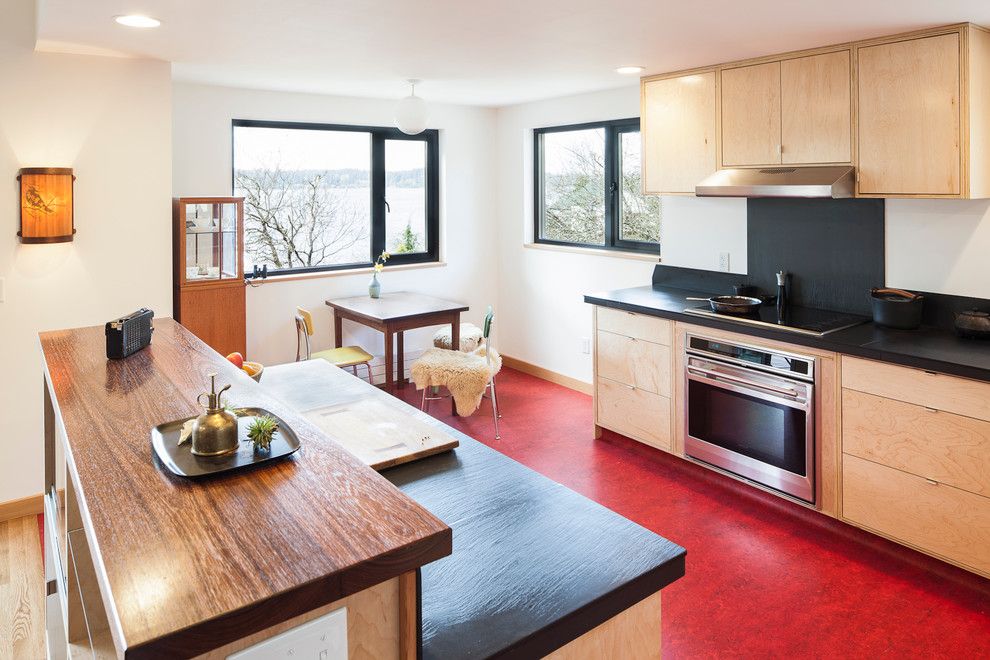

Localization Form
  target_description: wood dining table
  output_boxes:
[326,292,469,410]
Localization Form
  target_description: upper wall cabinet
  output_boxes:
[857,27,990,198]
[641,71,717,194]
[640,22,990,198]
[720,51,851,167]
[780,51,852,165]
[720,61,781,166]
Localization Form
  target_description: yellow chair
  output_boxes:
[294,307,373,381]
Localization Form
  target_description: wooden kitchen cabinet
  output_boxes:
[840,356,990,577]
[857,33,961,195]
[640,22,990,198]
[780,50,851,164]
[641,70,717,194]
[857,26,990,197]
[593,307,674,451]
[720,61,781,167]
[721,52,851,167]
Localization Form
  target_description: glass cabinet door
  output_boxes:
[184,203,221,281]
[220,202,238,279]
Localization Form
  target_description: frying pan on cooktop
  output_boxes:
[686,295,763,315]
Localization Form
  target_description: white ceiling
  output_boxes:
[35,0,990,107]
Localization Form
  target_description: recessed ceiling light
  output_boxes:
[616,66,644,75]
[114,14,161,28]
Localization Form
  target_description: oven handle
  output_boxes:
[687,365,803,400]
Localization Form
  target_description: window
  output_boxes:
[534,118,660,253]
[233,119,438,277]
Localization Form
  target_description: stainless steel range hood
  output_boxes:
[695,166,855,198]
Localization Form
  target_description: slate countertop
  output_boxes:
[263,360,686,659]
[585,285,990,383]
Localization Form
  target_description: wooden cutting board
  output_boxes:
[303,398,459,470]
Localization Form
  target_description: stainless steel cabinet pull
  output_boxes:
[925,478,939,486]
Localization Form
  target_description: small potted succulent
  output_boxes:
[369,250,390,298]
[247,414,279,453]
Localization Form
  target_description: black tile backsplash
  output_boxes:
[654,198,886,316]
[745,198,885,315]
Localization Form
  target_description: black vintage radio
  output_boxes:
[105,308,154,359]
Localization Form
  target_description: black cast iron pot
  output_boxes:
[870,288,924,330]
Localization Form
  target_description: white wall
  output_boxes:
[494,84,990,384]
[493,86,746,384]
[0,0,172,504]
[886,198,990,298]
[172,83,499,372]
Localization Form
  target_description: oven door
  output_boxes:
[685,355,815,503]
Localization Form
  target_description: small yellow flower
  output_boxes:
[374,263,383,273]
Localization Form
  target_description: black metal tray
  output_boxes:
[151,407,300,478]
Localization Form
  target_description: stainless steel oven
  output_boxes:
[684,334,815,503]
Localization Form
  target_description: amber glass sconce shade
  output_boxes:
[17,168,75,243]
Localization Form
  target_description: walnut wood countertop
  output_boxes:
[39,319,451,658]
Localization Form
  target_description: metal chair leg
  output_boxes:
[490,378,500,440]
[421,387,429,412]
[491,376,502,418]
[365,362,373,384]
[351,365,357,376]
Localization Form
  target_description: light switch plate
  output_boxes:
[580,337,591,354]
[227,607,346,660]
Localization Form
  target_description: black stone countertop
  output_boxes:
[585,284,990,383]
[262,360,686,660]
[386,434,685,659]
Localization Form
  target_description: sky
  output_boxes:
[234,126,426,172]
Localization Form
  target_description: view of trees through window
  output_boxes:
[537,120,660,251]
[233,123,432,274]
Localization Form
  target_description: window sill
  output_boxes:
[245,260,446,286]
[523,243,660,263]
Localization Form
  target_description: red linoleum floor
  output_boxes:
[395,367,990,658]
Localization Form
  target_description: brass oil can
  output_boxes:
[191,373,239,456]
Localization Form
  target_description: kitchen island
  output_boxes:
[40,319,685,658]
[40,320,451,658]
[264,359,686,658]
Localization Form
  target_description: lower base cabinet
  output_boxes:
[597,377,672,451]
[843,454,990,576]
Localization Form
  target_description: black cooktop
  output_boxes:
[683,304,870,337]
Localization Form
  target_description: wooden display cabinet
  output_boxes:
[172,197,246,356]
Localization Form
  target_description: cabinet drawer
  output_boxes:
[842,389,990,496]
[841,356,990,422]
[597,331,671,396]
[843,454,990,575]
[596,307,672,345]
[597,377,671,451]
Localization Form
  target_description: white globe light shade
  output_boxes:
[395,93,428,135]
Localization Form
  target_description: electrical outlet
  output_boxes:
[580,337,591,354]
[718,252,731,272]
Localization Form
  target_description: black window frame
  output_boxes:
[533,117,658,254]
[232,119,440,278]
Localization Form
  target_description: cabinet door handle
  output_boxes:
[924,478,939,486]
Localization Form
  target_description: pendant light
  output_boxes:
[394,79,429,135]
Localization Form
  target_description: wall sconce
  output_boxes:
[17,168,75,243]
